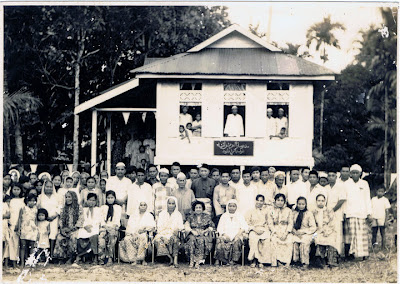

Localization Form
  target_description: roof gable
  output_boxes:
[188,24,281,52]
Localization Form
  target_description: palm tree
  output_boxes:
[306,16,346,153]
[3,87,41,166]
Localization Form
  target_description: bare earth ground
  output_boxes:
[2,247,397,283]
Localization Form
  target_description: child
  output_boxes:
[191,113,202,137]
[8,183,25,267]
[26,188,38,198]
[58,176,80,206]
[179,125,191,143]
[37,181,60,259]
[270,127,288,140]
[371,187,391,249]
[37,208,51,262]
[99,179,107,206]
[18,194,38,267]
[52,175,63,193]
[312,194,338,268]
[99,190,122,265]
[77,193,101,264]
[3,195,11,265]
[81,177,104,207]
[186,122,193,136]
[292,197,316,269]
[34,180,43,195]
[3,173,13,195]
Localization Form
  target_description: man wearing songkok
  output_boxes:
[106,162,131,212]
[343,164,372,259]
[287,168,308,209]
[306,170,328,211]
[172,172,195,221]
[127,168,153,217]
[223,105,244,137]
[152,168,175,218]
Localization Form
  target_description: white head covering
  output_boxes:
[166,196,179,214]
[350,164,362,172]
[232,105,238,110]
[116,162,126,168]
[41,180,56,197]
[274,171,285,178]
[8,169,20,182]
[226,199,238,217]
[176,172,186,180]
[159,168,169,175]
[38,172,51,181]
[278,108,284,112]
[267,108,273,112]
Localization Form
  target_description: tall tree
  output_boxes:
[306,15,346,153]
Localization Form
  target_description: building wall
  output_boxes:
[155,80,314,167]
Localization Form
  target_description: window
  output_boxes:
[267,82,289,90]
[180,83,202,90]
[223,83,246,91]
[179,84,202,137]
[266,104,289,139]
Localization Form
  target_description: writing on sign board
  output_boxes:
[214,141,254,156]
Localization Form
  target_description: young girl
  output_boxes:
[8,183,25,267]
[292,197,316,269]
[37,180,61,259]
[191,113,202,137]
[52,175,62,193]
[26,188,38,198]
[37,208,50,261]
[81,177,104,207]
[99,190,122,265]
[312,194,338,267]
[18,194,38,267]
[60,170,70,187]
[77,193,102,264]
[99,179,107,206]
[3,195,11,265]
[34,180,43,195]
[53,191,84,264]
[371,187,391,249]
[71,171,81,192]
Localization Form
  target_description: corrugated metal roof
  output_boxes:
[132,48,336,77]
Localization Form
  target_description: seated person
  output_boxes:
[270,127,288,140]
[179,125,191,143]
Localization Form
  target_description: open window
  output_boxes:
[223,83,246,137]
[179,83,202,137]
[266,82,290,139]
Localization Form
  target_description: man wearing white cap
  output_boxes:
[343,164,372,259]
[266,108,277,138]
[223,105,244,137]
[152,168,175,218]
[319,172,329,187]
[172,172,195,221]
[106,162,132,211]
[275,108,288,135]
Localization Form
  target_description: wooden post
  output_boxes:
[106,115,112,176]
[91,109,97,176]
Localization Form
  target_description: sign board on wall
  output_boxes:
[214,140,254,156]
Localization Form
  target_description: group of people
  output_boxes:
[2,162,393,270]
[179,105,202,141]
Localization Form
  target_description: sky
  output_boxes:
[226,2,388,72]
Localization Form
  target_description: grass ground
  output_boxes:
[2,246,397,283]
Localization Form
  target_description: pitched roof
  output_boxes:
[132,48,336,78]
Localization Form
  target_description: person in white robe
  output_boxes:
[266,108,277,137]
[224,105,244,137]
[275,108,288,135]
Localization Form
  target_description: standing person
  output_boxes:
[3,195,11,265]
[3,174,13,195]
[224,105,244,137]
[267,193,293,267]
[371,187,391,249]
[266,108,277,138]
[77,193,102,264]
[135,146,150,169]
[153,168,175,219]
[127,168,153,218]
[7,183,25,267]
[214,199,248,266]
[191,113,202,137]
[343,164,372,260]
[301,167,310,185]
[154,197,184,268]
[186,166,199,190]
[60,170,70,187]
[143,133,156,164]
[52,175,63,193]
[326,170,346,257]
[81,177,104,207]
[172,172,196,222]
[126,166,137,183]
[184,200,215,268]
[119,199,156,265]
[145,165,159,186]
[292,197,316,269]
[338,166,351,184]
[29,173,39,188]
[179,105,193,128]
[36,209,50,260]
[229,167,243,188]
[250,167,264,195]
[191,164,215,216]
[167,162,181,190]
[287,169,308,209]
[264,167,278,205]
[211,168,221,186]
[106,162,131,214]
[313,194,339,267]
[275,108,288,135]
[53,191,84,264]
[319,172,329,187]
[246,194,271,268]
[71,171,81,195]
[99,190,122,266]
[18,194,38,267]
[236,170,257,217]
[213,171,236,225]
[273,171,288,200]
[37,180,60,259]
[307,170,327,211]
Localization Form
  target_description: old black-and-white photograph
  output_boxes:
[2,2,397,282]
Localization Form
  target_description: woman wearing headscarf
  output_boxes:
[119,199,156,265]
[60,170,70,187]
[184,200,215,268]
[246,194,271,268]
[154,196,184,268]
[292,196,316,269]
[38,172,52,182]
[53,191,84,264]
[267,193,293,267]
[214,199,248,266]
[8,169,20,184]
[37,180,61,259]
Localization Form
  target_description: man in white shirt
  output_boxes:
[275,108,288,135]
[301,167,311,188]
[229,167,243,188]
[224,105,244,137]
[167,161,181,190]
[287,169,308,209]
[179,106,193,127]
[266,108,277,138]
[307,170,328,211]
[343,164,372,260]
[127,168,153,217]
[236,170,256,216]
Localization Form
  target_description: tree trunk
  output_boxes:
[73,62,80,171]
[4,115,11,168]
[14,117,24,163]
[384,87,389,189]
[319,89,325,153]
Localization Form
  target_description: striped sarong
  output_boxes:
[347,217,369,257]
